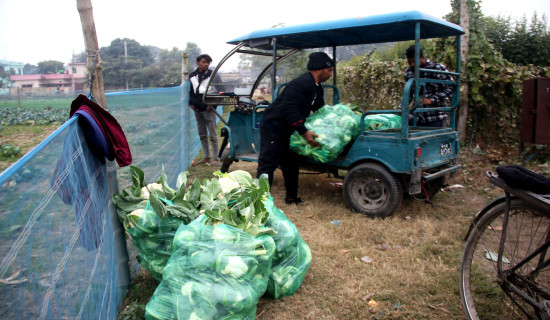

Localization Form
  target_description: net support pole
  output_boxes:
[181,53,191,171]
[76,0,106,107]
[77,0,130,291]
[182,53,189,85]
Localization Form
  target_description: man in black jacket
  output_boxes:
[257,52,334,204]
[189,54,223,165]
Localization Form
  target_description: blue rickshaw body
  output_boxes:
[205,10,464,217]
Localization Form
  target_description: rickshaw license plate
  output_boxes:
[440,143,452,156]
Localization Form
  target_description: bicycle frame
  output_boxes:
[489,171,550,316]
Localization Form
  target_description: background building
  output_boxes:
[9,62,87,94]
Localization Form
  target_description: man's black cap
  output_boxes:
[307,52,334,71]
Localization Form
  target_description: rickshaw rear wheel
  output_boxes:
[343,163,403,218]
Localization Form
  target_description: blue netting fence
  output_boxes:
[0,83,210,319]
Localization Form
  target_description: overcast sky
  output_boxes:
[1,0,548,68]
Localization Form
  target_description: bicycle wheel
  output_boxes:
[460,198,550,319]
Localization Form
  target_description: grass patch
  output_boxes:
[0,124,60,172]
[3,102,548,319]
[0,97,73,110]
[117,148,506,320]
[116,138,549,319]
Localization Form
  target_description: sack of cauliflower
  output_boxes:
[145,171,276,319]
[263,197,312,299]
[112,165,203,281]
[289,104,360,163]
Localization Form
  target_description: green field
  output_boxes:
[0,97,74,110]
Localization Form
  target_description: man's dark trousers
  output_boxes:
[256,126,300,199]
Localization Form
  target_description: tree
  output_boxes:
[376,41,414,61]
[503,14,550,66]
[336,44,380,61]
[22,63,38,75]
[183,42,202,73]
[101,38,154,66]
[129,43,202,88]
[483,13,550,66]
[482,15,512,52]
[73,51,88,63]
[438,0,550,146]
[100,38,155,88]
[158,47,184,62]
[458,0,470,141]
[0,67,15,88]
[37,60,65,74]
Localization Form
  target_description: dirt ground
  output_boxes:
[117,142,550,320]
[3,124,549,319]
[0,125,59,172]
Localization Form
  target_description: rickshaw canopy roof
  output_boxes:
[227,10,464,50]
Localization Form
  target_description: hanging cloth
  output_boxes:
[70,94,132,167]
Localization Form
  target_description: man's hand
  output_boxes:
[421,98,433,105]
[206,106,212,112]
[303,130,321,147]
[190,104,196,110]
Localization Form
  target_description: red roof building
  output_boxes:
[9,62,88,94]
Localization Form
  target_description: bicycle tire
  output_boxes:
[460,198,550,319]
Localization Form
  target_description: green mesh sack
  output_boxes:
[145,214,276,320]
[289,104,360,163]
[263,197,312,299]
[126,199,184,281]
[364,114,402,131]
[112,166,201,281]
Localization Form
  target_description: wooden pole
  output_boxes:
[76,0,107,108]
[182,52,189,84]
[458,0,470,141]
[75,0,131,293]
[17,87,21,109]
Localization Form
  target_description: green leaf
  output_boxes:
[149,194,167,218]
[172,174,188,201]
[129,165,145,188]
[165,205,198,224]
[112,194,147,213]
[186,179,202,204]
[158,164,176,198]
[232,209,244,226]
[175,171,188,191]
[204,209,223,222]
[221,208,237,226]
[129,166,146,196]
[250,226,276,237]
[168,202,200,221]
[258,174,270,194]
[240,203,255,225]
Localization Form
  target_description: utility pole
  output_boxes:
[124,40,128,90]
[71,50,75,93]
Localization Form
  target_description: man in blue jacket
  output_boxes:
[257,52,334,204]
